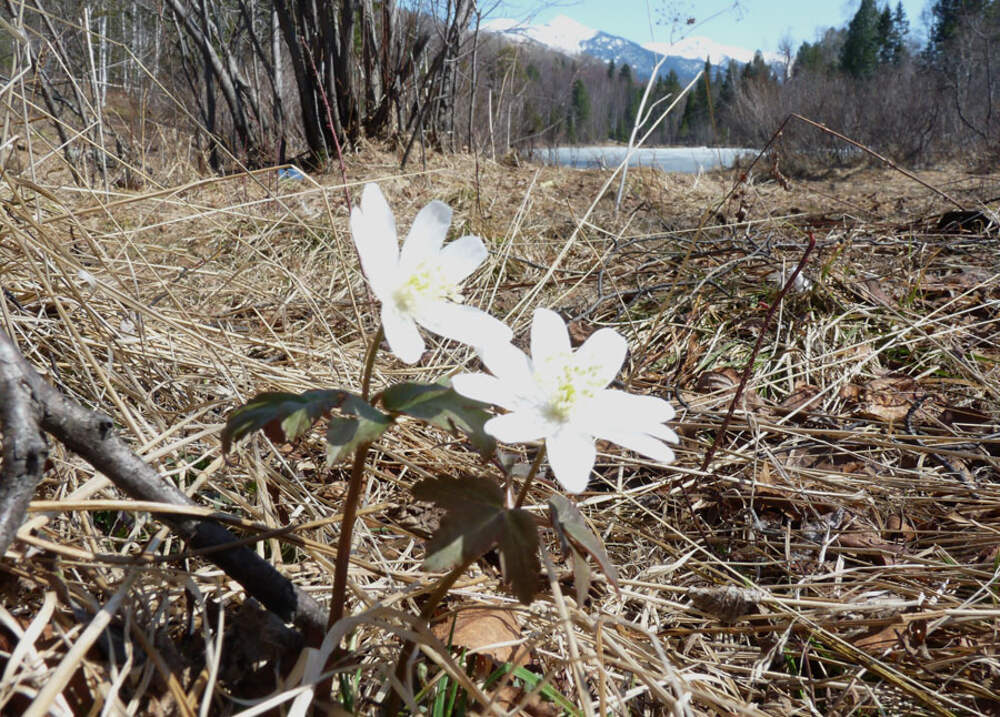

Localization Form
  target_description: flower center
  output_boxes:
[538,352,604,422]
[392,261,459,313]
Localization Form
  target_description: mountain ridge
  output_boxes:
[481,14,782,84]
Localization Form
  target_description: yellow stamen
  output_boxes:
[393,261,459,312]
[538,353,604,422]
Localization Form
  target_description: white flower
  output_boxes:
[350,183,512,364]
[452,308,678,493]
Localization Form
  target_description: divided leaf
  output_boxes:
[413,476,505,571]
[222,389,391,458]
[382,382,496,456]
[414,476,540,604]
[549,494,619,602]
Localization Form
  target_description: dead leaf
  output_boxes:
[846,376,940,424]
[839,383,862,401]
[689,586,764,623]
[487,685,560,716]
[885,514,916,542]
[694,367,766,411]
[837,523,901,565]
[775,383,822,416]
[431,607,527,666]
[855,621,905,654]
[860,278,897,307]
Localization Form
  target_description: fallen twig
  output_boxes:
[0,328,327,633]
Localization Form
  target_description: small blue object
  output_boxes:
[278,167,306,181]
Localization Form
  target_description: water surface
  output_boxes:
[532,145,755,173]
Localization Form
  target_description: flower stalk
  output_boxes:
[327,323,383,633]
[514,445,546,509]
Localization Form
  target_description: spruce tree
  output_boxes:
[840,0,882,78]
[619,64,637,140]
[877,2,908,64]
[680,58,713,142]
[928,0,988,58]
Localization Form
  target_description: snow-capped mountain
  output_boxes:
[481,14,781,83]
[646,36,779,66]
[482,15,597,55]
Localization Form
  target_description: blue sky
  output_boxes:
[493,0,932,56]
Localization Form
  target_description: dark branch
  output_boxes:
[0,336,49,556]
[0,328,326,633]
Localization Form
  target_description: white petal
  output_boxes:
[413,300,513,348]
[351,184,399,296]
[574,328,627,388]
[645,422,679,444]
[531,308,570,363]
[452,373,521,411]
[546,429,596,493]
[476,340,537,395]
[381,304,425,364]
[590,390,676,426]
[438,235,488,284]
[598,429,676,465]
[485,410,554,443]
[399,200,451,270]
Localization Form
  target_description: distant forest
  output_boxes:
[5,0,999,176]
[494,0,1000,165]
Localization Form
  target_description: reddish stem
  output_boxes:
[699,232,817,474]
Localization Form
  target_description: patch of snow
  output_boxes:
[483,14,596,55]
[644,36,780,65]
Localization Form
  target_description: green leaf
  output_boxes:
[549,494,619,596]
[222,389,390,455]
[381,382,496,456]
[325,413,391,464]
[483,664,580,715]
[414,476,540,604]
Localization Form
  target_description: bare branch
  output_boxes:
[0,328,326,633]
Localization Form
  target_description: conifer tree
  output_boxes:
[680,58,713,142]
[840,0,882,77]
[877,2,908,64]
[928,0,989,60]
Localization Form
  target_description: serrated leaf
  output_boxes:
[549,494,619,593]
[382,382,496,456]
[414,476,540,603]
[222,389,390,454]
[414,476,506,572]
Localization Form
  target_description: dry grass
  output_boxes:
[1,124,999,715]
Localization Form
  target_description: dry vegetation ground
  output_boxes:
[1,139,999,715]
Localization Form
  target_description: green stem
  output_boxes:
[361,324,384,401]
[384,556,478,713]
[514,445,547,509]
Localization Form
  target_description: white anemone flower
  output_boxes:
[452,308,678,493]
[350,183,512,364]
